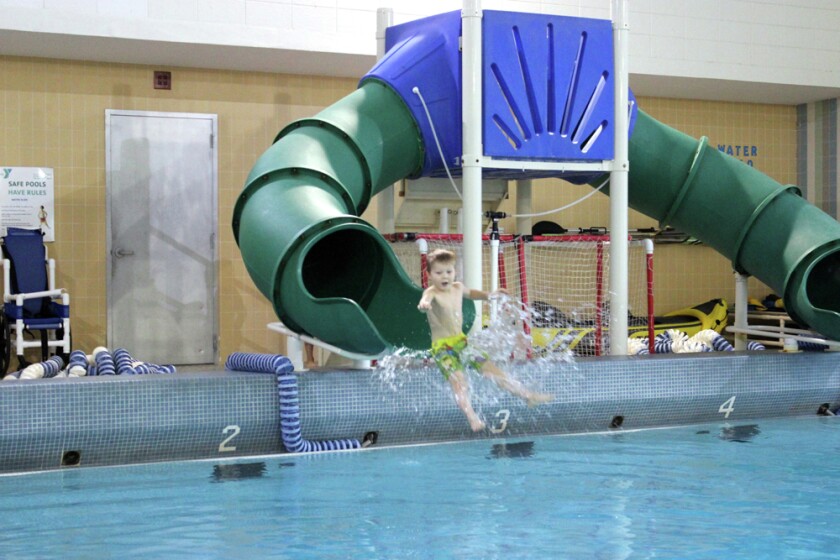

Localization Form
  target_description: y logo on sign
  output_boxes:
[1,169,11,179]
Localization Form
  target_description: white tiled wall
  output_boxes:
[98,0,148,18]
[629,0,840,88]
[1,0,839,88]
[198,0,246,23]
[245,1,292,27]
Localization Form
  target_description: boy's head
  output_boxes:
[426,249,456,272]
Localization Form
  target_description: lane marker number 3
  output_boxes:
[489,409,510,434]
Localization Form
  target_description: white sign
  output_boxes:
[0,167,54,242]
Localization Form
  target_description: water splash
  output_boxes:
[375,294,581,385]
[371,294,593,432]
[376,346,431,393]
[472,293,576,365]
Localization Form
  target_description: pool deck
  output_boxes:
[1,351,839,474]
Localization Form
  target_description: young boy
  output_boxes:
[417,249,552,431]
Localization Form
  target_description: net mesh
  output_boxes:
[388,234,652,357]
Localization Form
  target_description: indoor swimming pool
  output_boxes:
[1,415,838,559]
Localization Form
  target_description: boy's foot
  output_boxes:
[526,392,554,407]
[469,417,486,432]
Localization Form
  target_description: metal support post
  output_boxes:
[462,0,483,331]
[375,8,396,234]
[608,0,629,355]
[734,271,749,351]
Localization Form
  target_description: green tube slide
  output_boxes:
[232,79,474,355]
[616,110,840,339]
[235,80,840,354]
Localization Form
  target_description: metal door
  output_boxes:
[106,110,218,365]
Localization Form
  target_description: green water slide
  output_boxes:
[234,92,840,353]
[619,110,840,338]
[232,80,474,355]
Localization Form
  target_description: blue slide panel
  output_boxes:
[364,11,462,177]
[483,11,616,161]
[363,10,632,181]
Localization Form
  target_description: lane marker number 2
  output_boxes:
[219,425,241,452]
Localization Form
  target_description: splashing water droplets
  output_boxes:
[376,346,429,392]
[388,295,571,376]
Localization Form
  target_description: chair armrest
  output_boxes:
[5,288,66,303]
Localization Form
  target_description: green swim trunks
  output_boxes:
[431,333,487,380]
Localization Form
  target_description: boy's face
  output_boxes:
[429,260,456,291]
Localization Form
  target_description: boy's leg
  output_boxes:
[448,370,485,431]
[480,361,553,406]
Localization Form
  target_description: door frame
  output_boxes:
[104,109,219,364]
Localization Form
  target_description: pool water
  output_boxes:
[2,416,839,559]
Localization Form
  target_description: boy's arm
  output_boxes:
[465,286,508,300]
[417,287,435,311]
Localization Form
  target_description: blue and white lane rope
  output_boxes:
[654,332,673,354]
[710,333,735,352]
[94,347,116,375]
[67,350,88,377]
[225,352,361,453]
[113,348,137,375]
[41,355,64,378]
[14,355,65,379]
[112,347,176,374]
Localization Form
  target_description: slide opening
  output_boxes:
[806,252,840,313]
[302,229,383,309]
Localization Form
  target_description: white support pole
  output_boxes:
[375,8,396,234]
[439,207,450,233]
[489,239,499,293]
[61,291,70,357]
[287,336,305,371]
[488,212,501,322]
[608,0,629,356]
[462,0,483,329]
[515,179,533,235]
[489,235,499,322]
[734,271,749,351]
[375,8,391,58]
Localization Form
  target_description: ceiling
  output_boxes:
[3,30,839,106]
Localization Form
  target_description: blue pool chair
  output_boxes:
[1,228,70,373]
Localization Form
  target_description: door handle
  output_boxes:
[111,247,135,258]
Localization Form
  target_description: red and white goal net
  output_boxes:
[387,233,654,357]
